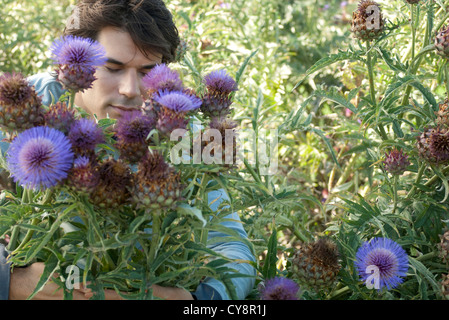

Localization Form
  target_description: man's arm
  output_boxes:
[192,188,256,300]
[8,262,193,300]
[0,243,11,300]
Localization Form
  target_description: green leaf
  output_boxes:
[27,253,59,300]
[429,165,449,203]
[311,128,342,172]
[375,47,407,73]
[24,203,78,263]
[177,203,207,226]
[292,50,366,92]
[409,257,440,293]
[262,226,278,280]
[234,49,258,89]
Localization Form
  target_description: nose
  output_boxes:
[118,69,141,99]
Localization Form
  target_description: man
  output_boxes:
[0,0,256,300]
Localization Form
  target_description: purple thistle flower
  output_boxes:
[68,118,104,156]
[114,110,156,163]
[50,35,107,92]
[142,63,184,94]
[153,89,202,113]
[201,69,237,118]
[203,69,238,95]
[51,35,107,67]
[258,277,300,300]
[115,110,156,144]
[355,237,409,291]
[6,126,74,190]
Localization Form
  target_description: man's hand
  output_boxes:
[82,283,194,300]
[9,262,89,300]
[9,262,194,300]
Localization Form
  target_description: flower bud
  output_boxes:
[351,0,384,42]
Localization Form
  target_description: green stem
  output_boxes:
[289,225,309,243]
[12,218,39,253]
[411,4,416,61]
[406,162,426,199]
[400,7,434,109]
[11,189,54,254]
[392,175,398,214]
[445,61,449,101]
[366,42,377,107]
[148,211,161,264]
[6,188,34,251]
[6,226,20,252]
[416,251,437,262]
[423,164,449,188]
[69,90,76,110]
[366,42,388,141]
[328,285,350,300]
[335,153,357,187]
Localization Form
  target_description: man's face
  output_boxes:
[74,26,162,119]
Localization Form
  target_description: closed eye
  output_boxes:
[105,66,121,73]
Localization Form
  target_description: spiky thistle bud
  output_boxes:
[435,25,449,59]
[174,38,188,63]
[439,230,449,264]
[132,151,182,211]
[291,238,341,291]
[435,99,449,127]
[382,148,410,175]
[66,156,100,195]
[442,274,449,300]
[201,70,238,119]
[0,72,44,132]
[114,110,156,163]
[417,126,449,165]
[89,158,132,210]
[44,101,76,134]
[351,0,384,42]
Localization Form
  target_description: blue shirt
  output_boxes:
[0,72,256,300]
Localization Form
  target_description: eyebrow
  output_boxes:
[105,57,157,70]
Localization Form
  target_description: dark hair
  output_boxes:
[63,0,180,64]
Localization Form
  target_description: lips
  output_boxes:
[110,105,140,112]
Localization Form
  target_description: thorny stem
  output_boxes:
[416,251,437,262]
[392,175,398,214]
[11,189,55,254]
[149,210,161,264]
[445,62,449,101]
[328,285,351,300]
[410,4,417,61]
[366,41,388,141]
[69,90,76,110]
[406,162,426,199]
[400,6,433,109]
[406,164,449,199]
[7,188,34,251]
[289,225,309,243]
